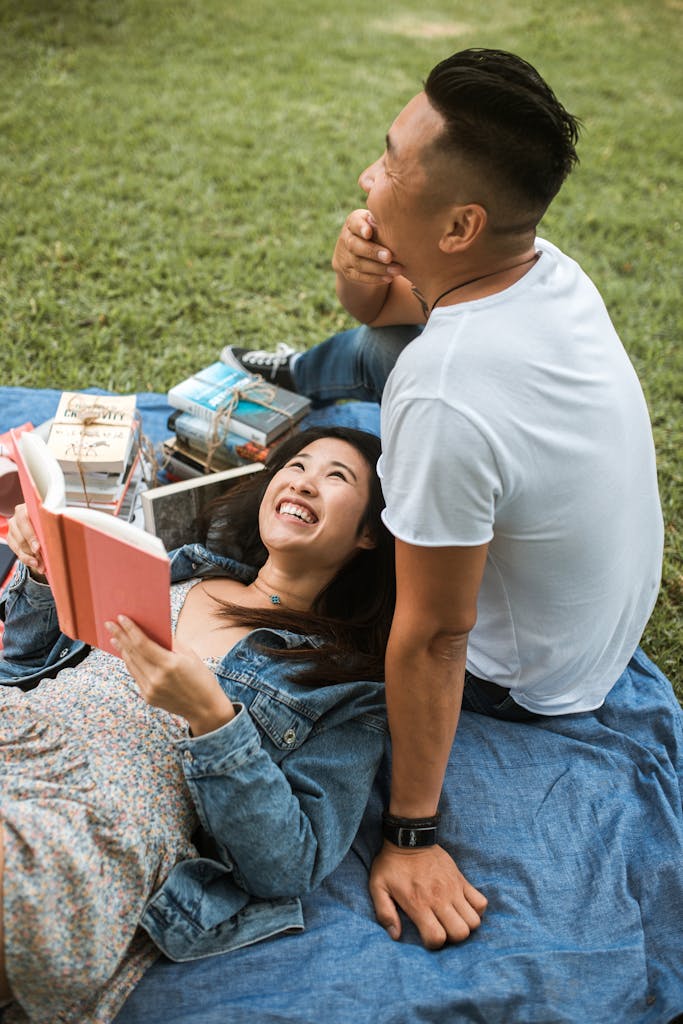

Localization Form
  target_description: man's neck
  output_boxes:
[412,244,539,315]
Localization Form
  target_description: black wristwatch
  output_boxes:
[382,811,441,848]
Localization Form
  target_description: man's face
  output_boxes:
[358,92,447,269]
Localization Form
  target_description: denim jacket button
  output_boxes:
[191,562,198,571]
[59,648,70,659]
[183,750,194,764]
[283,728,297,746]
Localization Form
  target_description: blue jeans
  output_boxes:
[462,671,542,722]
[292,324,422,407]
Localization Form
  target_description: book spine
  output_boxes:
[112,449,142,516]
[160,445,204,481]
[59,516,98,643]
[173,414,257,463]
[167,389,268,444]
[213,417,267,445]
[42,511,81,640]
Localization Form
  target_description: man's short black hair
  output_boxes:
[425,49,580,222]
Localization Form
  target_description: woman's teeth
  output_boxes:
[278,501,317,524]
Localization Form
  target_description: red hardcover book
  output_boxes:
[11,430,172,656]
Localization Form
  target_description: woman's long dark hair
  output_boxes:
[198,426,395,685]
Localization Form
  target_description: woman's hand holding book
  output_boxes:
[106,615,236,736]
[6,504,47,580]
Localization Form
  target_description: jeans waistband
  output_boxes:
[465,672,511,703]
[463,671,542,723]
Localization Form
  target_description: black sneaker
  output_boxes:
[220,343,298,390]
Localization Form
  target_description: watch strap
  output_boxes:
[382,811,441,848]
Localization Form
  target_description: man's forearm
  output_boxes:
[369,542,488,947]
[385,630,468,818]
[335,273,390,324]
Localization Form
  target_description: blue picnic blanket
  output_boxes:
[115,649,683,1024]
[2,387,682,1023]
[0,386,381,444]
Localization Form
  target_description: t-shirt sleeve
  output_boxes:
[379,396,500,547]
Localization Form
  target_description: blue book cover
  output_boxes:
[168,362,310,444]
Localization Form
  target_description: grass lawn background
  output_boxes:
[1,0,681,693]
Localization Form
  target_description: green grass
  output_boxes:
[1,0,681,694]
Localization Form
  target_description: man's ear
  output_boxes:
[439,203,487,253]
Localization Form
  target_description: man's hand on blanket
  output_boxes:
[106,615,236,737]
[369,842,487,949]
[7,503,47,579]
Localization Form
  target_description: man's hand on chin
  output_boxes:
[369,842,488,949]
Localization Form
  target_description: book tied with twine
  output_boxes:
[47,392,138,474]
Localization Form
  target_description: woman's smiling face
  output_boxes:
[258,437,376,570]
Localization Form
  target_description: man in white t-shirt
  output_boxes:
[229,49,664,950]
[379,234,662,714]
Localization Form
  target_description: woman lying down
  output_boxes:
[0,427,395,1023]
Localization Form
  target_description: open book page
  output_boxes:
[11,430,171,655]
[11,431,67,603]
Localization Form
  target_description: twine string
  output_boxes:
[64,369,298,507]
[204,373,295,472]
[65,395,150,510]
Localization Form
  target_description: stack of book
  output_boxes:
[163,358,310,480]
[45,392,146,519]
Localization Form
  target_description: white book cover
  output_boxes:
[47,393,137,473]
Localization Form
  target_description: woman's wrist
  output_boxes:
[186,693,236,737]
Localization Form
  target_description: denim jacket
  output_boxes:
[0,545,387,961]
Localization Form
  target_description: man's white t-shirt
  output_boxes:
[378,238,663,714]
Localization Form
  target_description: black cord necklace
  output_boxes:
[428,253,539,316]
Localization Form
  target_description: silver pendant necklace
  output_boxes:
[252,577,282,605]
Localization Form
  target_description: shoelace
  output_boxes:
[243,343,296,371]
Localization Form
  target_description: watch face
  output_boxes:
[382,815,440,848]
[404,828,420,847]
